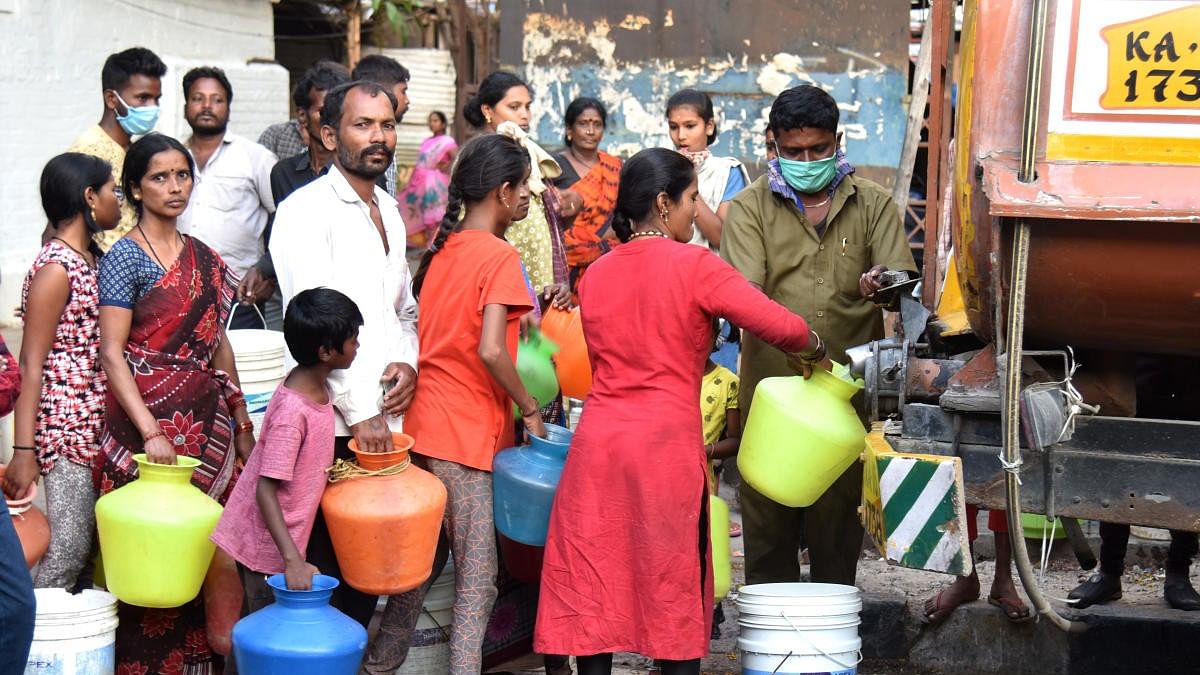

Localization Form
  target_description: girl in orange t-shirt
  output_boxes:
[404,133,547,673]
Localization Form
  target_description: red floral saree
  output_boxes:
[95,237,240,675]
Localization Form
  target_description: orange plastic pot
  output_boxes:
[321,433,447,595]
[0,464,50,569]
[540,307,592,400]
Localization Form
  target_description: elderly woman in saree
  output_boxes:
[552,97,621,293]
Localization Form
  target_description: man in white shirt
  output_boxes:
[272,79,417,452]
[270,78,421,642]
[177,66,278,328]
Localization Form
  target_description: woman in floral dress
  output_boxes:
[96,134,254,674]
[3,153,122,593]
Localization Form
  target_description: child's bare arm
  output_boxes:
[256,476,318,590]
[708,408,741,460]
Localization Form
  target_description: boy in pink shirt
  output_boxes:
[212,288,362,609]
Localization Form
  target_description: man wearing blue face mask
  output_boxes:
[722,84,917,588]
[68,47,166,252]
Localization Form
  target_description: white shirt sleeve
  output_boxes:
[253,146,278,214]
[394,271,419,372]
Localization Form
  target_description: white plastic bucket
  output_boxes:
[736,583,862,675]
[227,310,285,439]
[396,559,455,675]
[25,588,118,674]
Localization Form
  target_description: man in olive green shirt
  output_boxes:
[722,85,916,586]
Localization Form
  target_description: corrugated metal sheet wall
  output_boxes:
[369,47,457,166]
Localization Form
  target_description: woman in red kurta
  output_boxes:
[535,148,826,673]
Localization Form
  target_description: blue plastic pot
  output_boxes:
[231,574,367,674]
[492,424,573,546]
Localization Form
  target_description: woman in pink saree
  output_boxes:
[400,110,458,249]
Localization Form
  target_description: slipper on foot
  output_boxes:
[988,594,1034,623]
[922,588,979,625]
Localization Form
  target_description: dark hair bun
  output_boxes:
[462,94,486,128]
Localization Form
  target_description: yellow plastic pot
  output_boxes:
[95,454,223,608]
[738,365,866,508]
[710,495,732,601]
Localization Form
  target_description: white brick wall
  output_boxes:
[0,0,288,321]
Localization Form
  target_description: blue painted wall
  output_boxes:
[501,1,911,183]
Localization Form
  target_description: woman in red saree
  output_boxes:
[96,134,254,674]
[552,97,621,293]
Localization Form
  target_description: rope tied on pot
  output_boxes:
[326,455,411,483]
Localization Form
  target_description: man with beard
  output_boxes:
[351,54,411,195]
[269,82,420,646]
[177,66,278,328]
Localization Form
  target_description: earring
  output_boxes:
[567,133,573,143]
[89,208,97,222]
[485,112,493,125]
[659,208,669,224]
[501,195,511,208]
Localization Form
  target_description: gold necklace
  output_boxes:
[629,229,668,241]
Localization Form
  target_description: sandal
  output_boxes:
[988,594,1034,623]
[922,587,978,625]
[729,523,742,538]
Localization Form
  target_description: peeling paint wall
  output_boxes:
[499,1,909,184]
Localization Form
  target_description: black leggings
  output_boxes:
[576,654,700,675]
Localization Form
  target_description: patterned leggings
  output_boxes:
[361,456,497,675]
[35,460,96,590]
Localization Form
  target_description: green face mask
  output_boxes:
[777,154,837,194]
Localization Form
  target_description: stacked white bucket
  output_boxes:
[25,588,118,673]
[736,583,863,675]
[226,323,286,439]
[396,558,455,674]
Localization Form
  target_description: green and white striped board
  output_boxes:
[861,431,972,576]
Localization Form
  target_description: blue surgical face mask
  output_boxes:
[113,91,160,136]
[777,154,838,195]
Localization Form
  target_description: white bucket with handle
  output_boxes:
[225,305,285,436]
[736,583,863,675]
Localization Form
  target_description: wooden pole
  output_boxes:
[893,23,934,213]
[347,1,362,70]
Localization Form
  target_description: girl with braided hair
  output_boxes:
[401,132,547,674]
